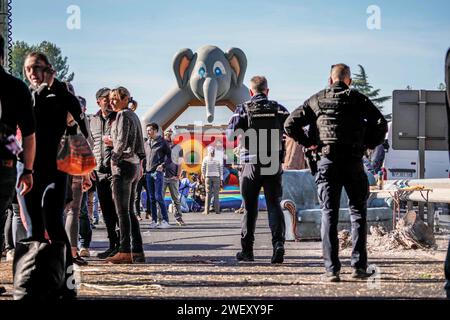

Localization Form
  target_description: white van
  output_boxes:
[384,122,450,179]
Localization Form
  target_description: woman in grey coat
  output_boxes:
[105,87,145,264]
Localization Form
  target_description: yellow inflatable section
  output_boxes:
[178,138,206,175]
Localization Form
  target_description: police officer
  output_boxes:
[284,64,387,281]
[228,76,290,264]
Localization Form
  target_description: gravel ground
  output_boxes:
[1,211,448,300]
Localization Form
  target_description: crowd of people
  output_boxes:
[0,34,229,297]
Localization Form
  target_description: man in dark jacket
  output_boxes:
[18,52,89,299]
[144,123,171,229]
[285,64,387,282]
[89,88,120,259]
[0,35,36,296]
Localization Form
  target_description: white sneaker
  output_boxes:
[168,204,174,215]
[149,221,159,229]
[157,220,171,229]
[6,249,14,262]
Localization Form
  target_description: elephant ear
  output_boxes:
[173,48,195,88]
[225,47,247,87]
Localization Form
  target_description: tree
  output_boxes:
[351,64,391,113]
[10,41,30,81]
[438,83,446,91]
[406,85,413,90]
[10,40,74,82]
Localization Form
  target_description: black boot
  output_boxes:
[236,250,254,262]
[271,242,285,264]
[97,247,115,259]
[324,271,341,282]
[351,268,373,279]
[237,240,254,262]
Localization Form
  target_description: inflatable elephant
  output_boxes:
[142,45,250,129]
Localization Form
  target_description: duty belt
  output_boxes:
[319,144,363,158]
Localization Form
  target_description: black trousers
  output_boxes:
[111,162,143,253]
[240,163,285,251]
[23,169,74,291]
[96,172,120,250]
[316,156,369,273]
[134,173,150,216]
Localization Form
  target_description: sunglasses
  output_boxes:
[26,65,47,72]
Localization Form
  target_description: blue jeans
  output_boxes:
[0,163,17,254]
[93,191,99,221]
[87,189,99,222]
[180,194,190,213]
[146,171,168,222]
[4,206,14,250]
[15,162,32,239]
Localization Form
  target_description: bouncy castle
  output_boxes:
[141,45,267,211]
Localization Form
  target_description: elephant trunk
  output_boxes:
[203,77,218,123]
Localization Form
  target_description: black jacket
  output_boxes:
[31,79,88,174]
[0,66,35,160]
[144,135,171,173]
[284,82,387,155]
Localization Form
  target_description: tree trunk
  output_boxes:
[393,211,436,249]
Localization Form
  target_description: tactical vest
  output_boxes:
[309,88,366,155]
[244,100,285,165]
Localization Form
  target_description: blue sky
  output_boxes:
[11,0,450,125]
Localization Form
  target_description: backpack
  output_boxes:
[244,100,285,164]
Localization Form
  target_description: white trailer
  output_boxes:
[384,122,450,179]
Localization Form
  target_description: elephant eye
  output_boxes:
[213,61,226,77]
[198,67,206,78]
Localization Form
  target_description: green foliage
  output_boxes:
[11,40,74,82]
[351,64,390,113]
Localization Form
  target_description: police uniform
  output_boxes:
[284,81,387,275]
[228,93,290,263]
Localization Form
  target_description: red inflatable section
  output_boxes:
[227,174,239,186]
[172,125,238,176]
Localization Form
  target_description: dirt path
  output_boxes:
[1,212,448,299]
